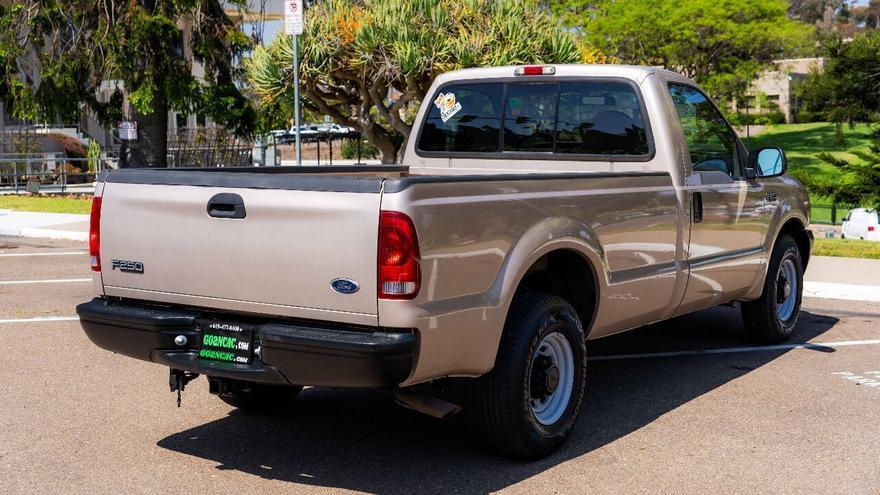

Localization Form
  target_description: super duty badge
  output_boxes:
[111,259,144,274]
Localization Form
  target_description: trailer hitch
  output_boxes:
[169,369,199,407]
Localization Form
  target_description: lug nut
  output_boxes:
[174,335,187,346]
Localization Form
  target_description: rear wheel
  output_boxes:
[469,292,587,460]
[741,235,803,343]
[214,380,303,412]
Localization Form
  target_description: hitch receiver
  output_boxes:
[169,368,199,407]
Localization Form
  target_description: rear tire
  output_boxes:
[741,235,803,343]
[469,292,587,460]
[216,382,303,412]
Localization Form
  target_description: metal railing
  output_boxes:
[811,203,856,226]
[0,153,117,194]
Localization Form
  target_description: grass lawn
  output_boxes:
[749,122,873,224]
[813,238,880,260]
[810,203,852,225]
[747,122,874,180]
[0,195,92,215]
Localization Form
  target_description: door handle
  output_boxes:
[206,193,247,219]
[765,192,778,203]
[692,192,703,224]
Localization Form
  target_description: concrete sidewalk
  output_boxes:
[0,209,88,241]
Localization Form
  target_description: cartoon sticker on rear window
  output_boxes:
[434,92,463,123]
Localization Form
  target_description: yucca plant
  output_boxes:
[245,0,610,163]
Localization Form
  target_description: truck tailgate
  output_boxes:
[99,176,382,325]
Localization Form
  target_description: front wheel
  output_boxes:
[469,292,587,460]
[741,235,804,343]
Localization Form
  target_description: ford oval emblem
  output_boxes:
[330,278,360,295]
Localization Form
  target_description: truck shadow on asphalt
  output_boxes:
[157,306,838,494]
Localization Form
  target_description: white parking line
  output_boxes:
[0,278,91,285]
[0,251,87,257]
[590,339,880,361]
[0,316,79,324]
[804,281,880,303]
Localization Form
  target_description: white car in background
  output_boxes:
[841,208,879,241]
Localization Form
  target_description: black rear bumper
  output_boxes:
[76,298,415,388]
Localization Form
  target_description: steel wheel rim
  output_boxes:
[529,331,575,426]
[776,258,798,321]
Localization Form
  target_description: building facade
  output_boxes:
[732,58,827,123]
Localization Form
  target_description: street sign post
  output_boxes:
[285,0,304,167]
[118,121,137,141]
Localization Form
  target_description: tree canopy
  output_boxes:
[796,31,880,125]
[246,0,610,163]
[0,0,257,167]
[814,127,880,209]
[546,0,815,100]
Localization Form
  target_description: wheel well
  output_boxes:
[518,250,598,331]
[778,218,811,268]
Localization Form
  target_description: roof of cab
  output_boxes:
[432,64,685,86]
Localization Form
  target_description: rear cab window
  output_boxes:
[417,79,652,159]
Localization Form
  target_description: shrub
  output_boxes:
[341,139,378,160]
[730,110,786,125]
[794,110,823,123]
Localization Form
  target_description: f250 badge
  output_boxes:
[111,259,144,274]
[330,278,359,294]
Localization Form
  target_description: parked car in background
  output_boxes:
[841,208,879,241]
[274,124,322,144]
[325,123,358,137]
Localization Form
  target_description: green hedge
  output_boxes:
[729,110,787,125]
[341,139,379,160]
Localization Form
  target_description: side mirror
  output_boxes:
[748,146,787,178]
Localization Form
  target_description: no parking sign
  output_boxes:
[285,0,303,35]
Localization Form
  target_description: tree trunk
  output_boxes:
[395,134,409,164]
[361,124,400,164]
[127,95,168,168]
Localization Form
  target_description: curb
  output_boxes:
[0,227,87,242]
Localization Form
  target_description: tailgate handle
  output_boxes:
[206,193,246,219]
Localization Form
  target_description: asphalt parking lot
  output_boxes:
[2,237,879,494]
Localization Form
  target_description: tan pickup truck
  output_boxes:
[78,64,812,459]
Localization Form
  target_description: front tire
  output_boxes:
[470,292,587,460]
[741,235,804,343]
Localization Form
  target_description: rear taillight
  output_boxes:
[378,211,420,299]
[869,226,876,232]
[89,196,101,272]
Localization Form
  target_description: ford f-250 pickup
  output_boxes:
[77,64,812,459]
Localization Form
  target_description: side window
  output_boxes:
[556,82,650,155]
[503,83,557,152]
[668,83,741,177]
[418,83,503,153]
